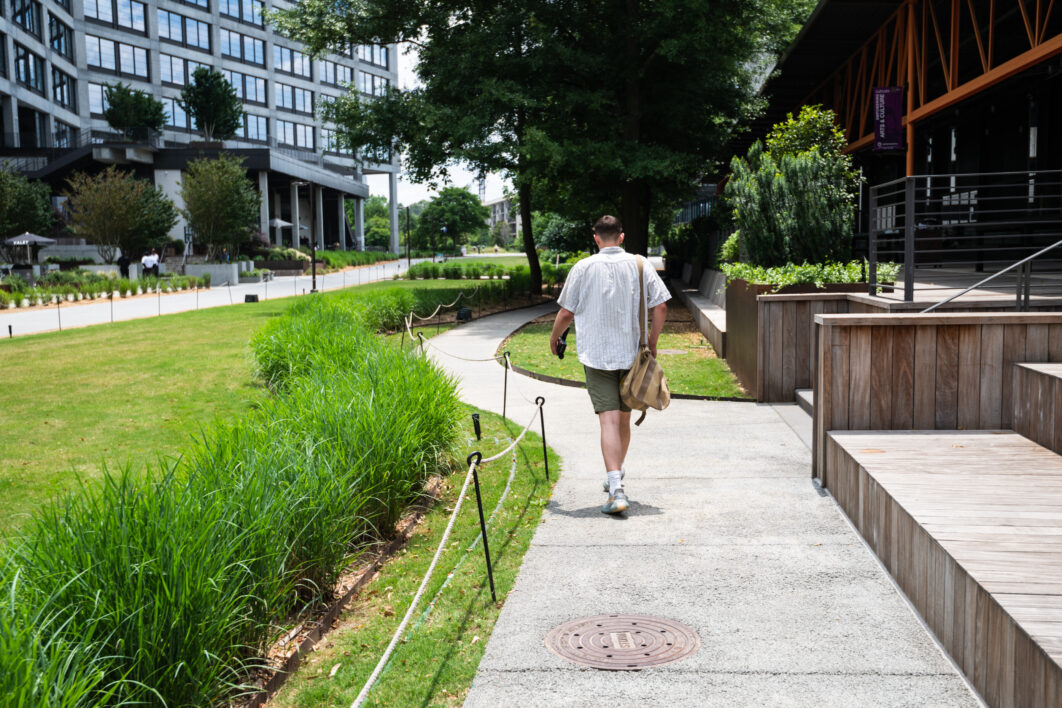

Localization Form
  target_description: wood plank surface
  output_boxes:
[913,326,937,429]
[848,326,872,429]
[826,430,1062,707]
[935,326,960,429]
[957,325,981,430]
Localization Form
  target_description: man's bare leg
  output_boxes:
[599,410,632,473]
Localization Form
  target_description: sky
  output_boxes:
[363,43,512,206]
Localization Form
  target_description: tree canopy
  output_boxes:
[179,68,243,141]
[273,0,815,263]
[0,170,53,240]
[413,187,488,251]
[103,83,167,138]
[65,167,150,263]
[179,155,260,259]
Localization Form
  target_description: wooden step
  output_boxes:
[1014,363,1062,457]
[826,430,1062,707]
[795,388,813,416]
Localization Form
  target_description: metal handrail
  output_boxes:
[921,238,1062,313]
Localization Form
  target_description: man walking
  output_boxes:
[549,215,669,514]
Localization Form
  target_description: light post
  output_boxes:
[292,181,316,293]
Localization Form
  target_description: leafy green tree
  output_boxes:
[413,187,489,251]
[532,212,585,254]
[102,83,167,138]
[179,155,260,259]
[134,186,180,253]
[273,0,550,290]
[179,68,243,141]
[725,106,860,267]
[0,170,53,240]
[65,166,149,263]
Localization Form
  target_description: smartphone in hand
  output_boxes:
[557,326,570,359]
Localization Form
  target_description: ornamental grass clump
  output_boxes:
[0,289,462,705]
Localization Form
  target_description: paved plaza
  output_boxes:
[428,304,983,707]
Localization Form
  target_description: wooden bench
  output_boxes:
[671,271,727,357]
[827,430,1062,706]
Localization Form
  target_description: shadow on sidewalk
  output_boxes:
[547,500,664,519]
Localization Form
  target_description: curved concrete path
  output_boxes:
[428,304,982,707]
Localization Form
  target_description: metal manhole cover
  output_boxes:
[544,614,700,670]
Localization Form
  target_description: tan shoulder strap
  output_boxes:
[635,255,647,347]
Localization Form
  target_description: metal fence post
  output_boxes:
[467,452,497,603]
[868,183,878,296]
[472,413,481,440]
[535,396,549,481]
[903,176,916,302]
[502,352,511,421]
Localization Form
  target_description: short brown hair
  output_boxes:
[593,215,622,239]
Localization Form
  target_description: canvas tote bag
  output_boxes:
[620,256,671,425]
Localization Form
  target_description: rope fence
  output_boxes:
[349,402,546,708]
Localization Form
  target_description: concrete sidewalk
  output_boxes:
[428,304,981,707]
[0,261,408,338]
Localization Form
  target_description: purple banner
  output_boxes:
[873,87,904,151]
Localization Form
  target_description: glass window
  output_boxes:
[277,119,313,149]
[220,29,262,64]
[0,35,7,79]
[118,43,147,77]
[116,0,145,31]
[12,0,42,37]
[179,0,208,8]
[277,82,312,113]
[243,34,263,64]
[322,60,353,86]
[84,0,113,23]
[274,45,310,78]
[322,127,351,155]
[85,35,116,71]
[162,96,194,129]
[88,83,108,113]
[223,68,266,104]
[160,53,184,84]
[14,43,43,92]
[358,71,388,97]
[49,14,72,60]
[54,0,71,12]
[55,120,76,148]
[51,67,76,109]
[357,44,388,69]
[236,113,267,141]
[222,0,263,25]
[158,10,209,51]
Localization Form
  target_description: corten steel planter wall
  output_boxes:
[726,280,869,402]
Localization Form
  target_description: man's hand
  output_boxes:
[550,308,575,356]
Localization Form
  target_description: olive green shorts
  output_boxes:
[583,365,632,414]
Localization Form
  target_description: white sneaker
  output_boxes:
[602,469,626,493]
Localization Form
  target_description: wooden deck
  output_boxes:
[827,430,1062,707]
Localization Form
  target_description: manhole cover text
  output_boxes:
[544,614,700,670]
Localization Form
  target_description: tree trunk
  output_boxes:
[620,181,651,256]
[518,180,541,293]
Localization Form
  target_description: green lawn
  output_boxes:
[500,315,747,399]
[0,281,473,535]
[270,406,558,708]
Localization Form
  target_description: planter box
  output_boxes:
[726,279,868,402]
[186,263,239,285]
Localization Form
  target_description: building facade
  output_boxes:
[0,0,400,252]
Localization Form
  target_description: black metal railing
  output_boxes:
[868,169,1062,304]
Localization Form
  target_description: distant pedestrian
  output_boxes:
[549,215,669,514]
[117,253,130,278]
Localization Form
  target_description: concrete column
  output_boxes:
[257,171,269,241]
[3,96,19,148]
[314,185,325,249]
[291,183,300,248]
[355,197,365,251]
[272,191,283,245]
[388,172,399,254]
[337,195,347,250]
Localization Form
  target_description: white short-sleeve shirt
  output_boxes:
[557,246,670,371]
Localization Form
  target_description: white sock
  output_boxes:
[607,470,623,496]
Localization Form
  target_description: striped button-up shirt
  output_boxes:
[557,246,670,371]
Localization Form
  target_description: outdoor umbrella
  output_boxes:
[3,232,56,264]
